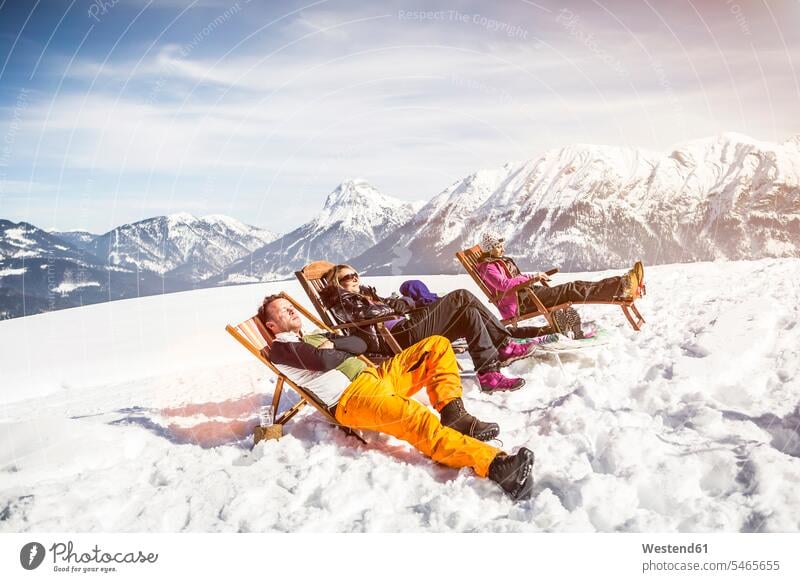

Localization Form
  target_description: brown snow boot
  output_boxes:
[440,398,499,442]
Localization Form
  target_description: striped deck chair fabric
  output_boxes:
[225,292,367,443]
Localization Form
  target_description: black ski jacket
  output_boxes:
[319,285,413,353]
[267,334,367,372]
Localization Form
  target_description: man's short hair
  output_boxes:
[257,294,283,326]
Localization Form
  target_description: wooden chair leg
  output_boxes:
[621,304,641,331]
[377,322,404,354]
[340,426,367,444]
[630,303,645,328]
[275,400,307,425]
[271,377,285,418]
[522,287,560,332]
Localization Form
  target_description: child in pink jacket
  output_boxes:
[475,232,643,338]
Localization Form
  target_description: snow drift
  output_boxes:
[1,260,798,532]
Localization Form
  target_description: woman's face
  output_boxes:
[337,268,360,293]
[490,241,504,257]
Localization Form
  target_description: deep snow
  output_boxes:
[1,259,798,532]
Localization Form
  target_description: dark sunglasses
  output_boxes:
[339,272,360,284]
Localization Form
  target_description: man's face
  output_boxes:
[264,298,302,333]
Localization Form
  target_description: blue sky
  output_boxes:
[1,0,799,234]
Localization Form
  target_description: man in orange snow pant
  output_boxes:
[259,294,535,500]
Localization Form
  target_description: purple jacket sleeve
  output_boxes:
[478,262,531,295]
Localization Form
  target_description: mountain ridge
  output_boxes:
[213,179,418,284]
[3,133,799,319]
[353,132,800,274]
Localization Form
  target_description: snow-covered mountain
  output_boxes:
[351,165,520,273]
[50,229,99,251]
[88,213,278,282]
[215,179,417,283]
[5,133,799,317]
[0,220,175,320]
[1,220,87,262]
[353,133,800,274]
[1,214,279,319]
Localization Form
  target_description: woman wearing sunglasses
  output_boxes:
[320,264,537,393]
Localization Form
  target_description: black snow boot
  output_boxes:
[488,447,535,500]
[440,398,500,442]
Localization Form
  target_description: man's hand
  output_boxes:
[318,340,335,350]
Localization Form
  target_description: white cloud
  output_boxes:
[3,0,799,232]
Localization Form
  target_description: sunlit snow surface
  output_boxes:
[1,260,798,532]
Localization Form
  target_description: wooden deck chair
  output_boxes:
[456,245,645,331]
[294,260,405,356]
[225,291,367,444]
[295,261,467,369]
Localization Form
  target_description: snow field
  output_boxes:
[1,260,798,532]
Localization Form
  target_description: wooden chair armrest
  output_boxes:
[508,280,535,294]
[539,267,558,287]
[506,267,559,294]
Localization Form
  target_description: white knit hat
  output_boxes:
[480,232,505,252]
